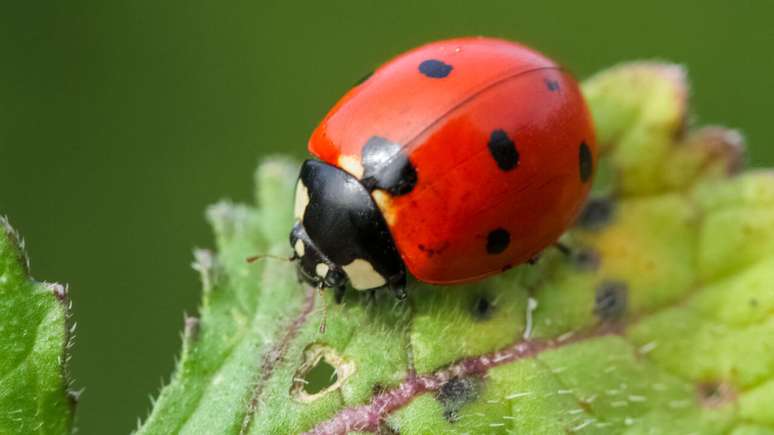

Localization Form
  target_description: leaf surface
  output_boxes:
[139,63,774,434]
[0,218,74,434]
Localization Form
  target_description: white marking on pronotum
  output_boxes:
[338,154,364,179]
[294,239,305,257]
[342,258,386,290]
[371,190,396,226]
[294,180,310,221]
[315,263,330,278]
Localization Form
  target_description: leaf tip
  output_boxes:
[47,282,69,302]
[0,215,31,275]
[191,248,216,294]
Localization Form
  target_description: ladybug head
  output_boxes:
[289,159,407,298]
[289,223,348,289]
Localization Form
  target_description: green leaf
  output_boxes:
[138,63,774,434]
[0,218,75,434]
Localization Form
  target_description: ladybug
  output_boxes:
[289,37,596,300]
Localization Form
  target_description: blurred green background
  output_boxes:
[1,1,772,433]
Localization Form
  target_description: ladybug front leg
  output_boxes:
[389,283,407,301]
[334,285,346,304]
[385,272,408,301]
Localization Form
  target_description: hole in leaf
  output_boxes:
[302,357,338,395]
[290,343,356,403]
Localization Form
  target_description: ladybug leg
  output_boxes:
[387,273,408,301]
[317,284,329,334]
[334,285,346,304]
[528,253,542,265]
[554,242,572,257]
[389,284,407,301]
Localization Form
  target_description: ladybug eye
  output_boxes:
[324,269,346,287]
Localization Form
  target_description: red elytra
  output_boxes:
[308,36,596,285]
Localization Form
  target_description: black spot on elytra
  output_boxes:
[486,228,510,255]
[594,280,628,321]
[577,197,615,231]
[545,79,560,92]
[579,141,593,182]
[418,59,453,78]
[436,377,480,422]
[488,129,520,171]
[471,295,495,320]
[361,136,417,195]
[354,70,373,86]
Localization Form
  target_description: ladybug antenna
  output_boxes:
[245,253,295,264]
[317,285,329,334]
